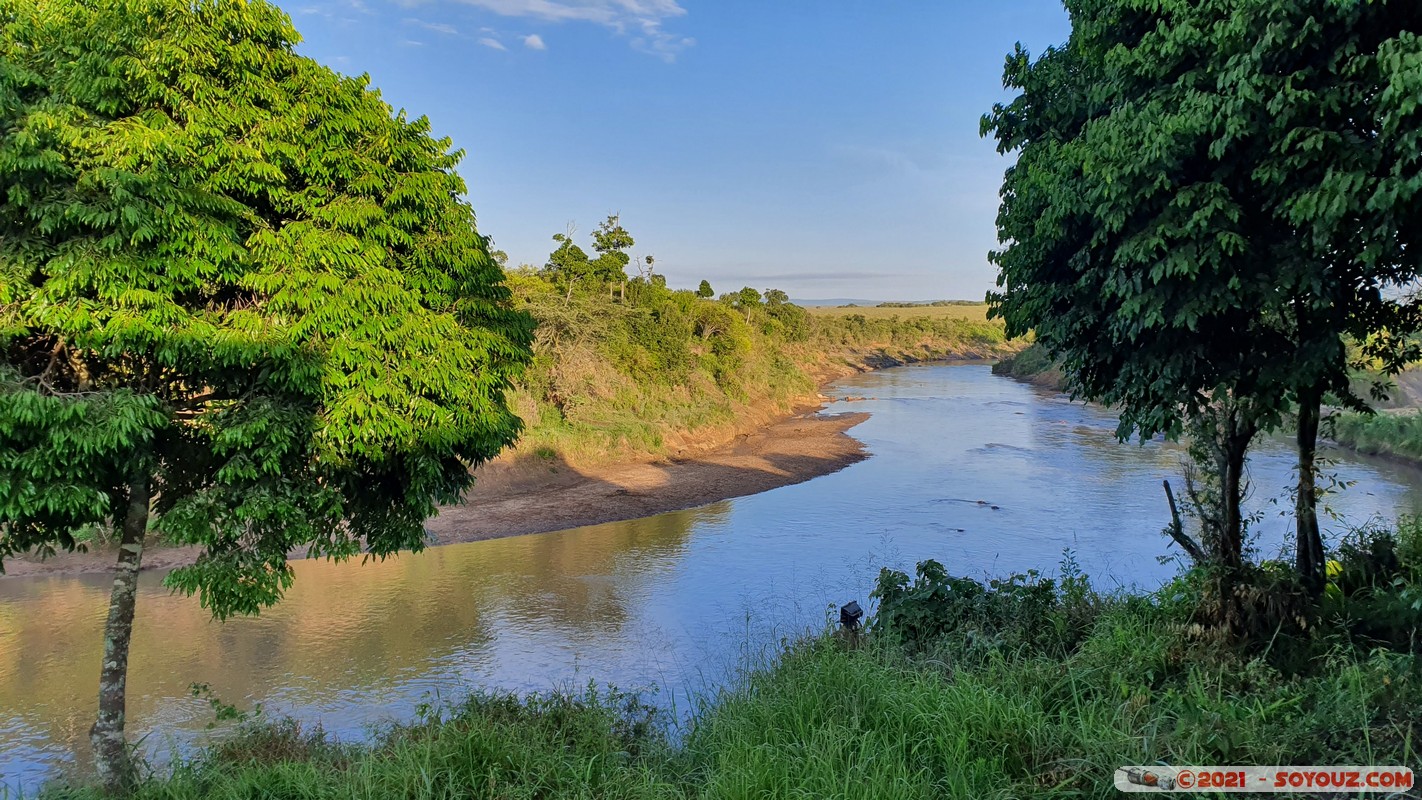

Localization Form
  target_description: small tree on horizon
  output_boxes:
[696,280,715,299]
[590,214,635,285]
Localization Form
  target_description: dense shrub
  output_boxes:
[1332,411,1422,462]
[499,272,1016,465]
[871,555,1099,659]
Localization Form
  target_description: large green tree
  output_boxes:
[983,0,1422,596]
[0,0,532,789]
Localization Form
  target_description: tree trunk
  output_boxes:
[1215,414,1255,630]
[90,473,149,794]
[1220,435,1247,574]
[1295,391,1326,597]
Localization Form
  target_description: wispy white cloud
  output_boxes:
[523,33,546,50]
[403,16,459,34]
[629,16,692,63]
[452,0,691,60]
[295,0,368,23]
[399,38,426,46]
[479,36,509,50]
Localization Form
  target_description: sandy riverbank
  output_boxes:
[425,407,870,546]
[0,399,873,579]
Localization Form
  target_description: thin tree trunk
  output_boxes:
[90,473,149,794]
[1295,391,1326,597]
[1216,415,1255,630]
[1220,438,1246,574]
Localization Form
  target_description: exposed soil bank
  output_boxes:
[2,355,932,579]
[2,405,870,579]
[425,407,870,546]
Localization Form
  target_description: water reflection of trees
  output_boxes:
[0,504,714,784]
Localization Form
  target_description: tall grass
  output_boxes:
[1331,411,1422,462]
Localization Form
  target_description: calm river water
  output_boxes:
[4,363,1422,793]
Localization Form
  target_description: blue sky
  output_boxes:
[289,1,1071,301]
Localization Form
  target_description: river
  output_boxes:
[3,363,1421,793]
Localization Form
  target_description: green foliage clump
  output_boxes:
[1322,517,1422,650]
[0,0,531,594]
[501,243,1017,466]
[1332,411,1422,462]
[872,555,1097,658]
[990,342,1062,388]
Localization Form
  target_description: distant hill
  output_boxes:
[791,298,881,307]
[793,298,985,308]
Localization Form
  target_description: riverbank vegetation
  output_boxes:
[995,344,1422,468]
[990,342,1062,390]
[1332,412,1422,463]
[42,520,1422,799]
[496,221,1015,467]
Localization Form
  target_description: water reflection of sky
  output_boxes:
[4,363,1422,795]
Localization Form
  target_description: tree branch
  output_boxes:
[1163,479,1206,564]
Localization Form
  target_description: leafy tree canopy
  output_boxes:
[590,213,635,283]
[543,215,636,291]
[0,0,534,610]
[984,0,1422,594]
[984,0,1422,443]
[545,232,594,288]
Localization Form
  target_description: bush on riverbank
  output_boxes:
[1331,411,1422,463]
[46,525,1422,800]
[989,341,1064,390]
[502,270,1017,467]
